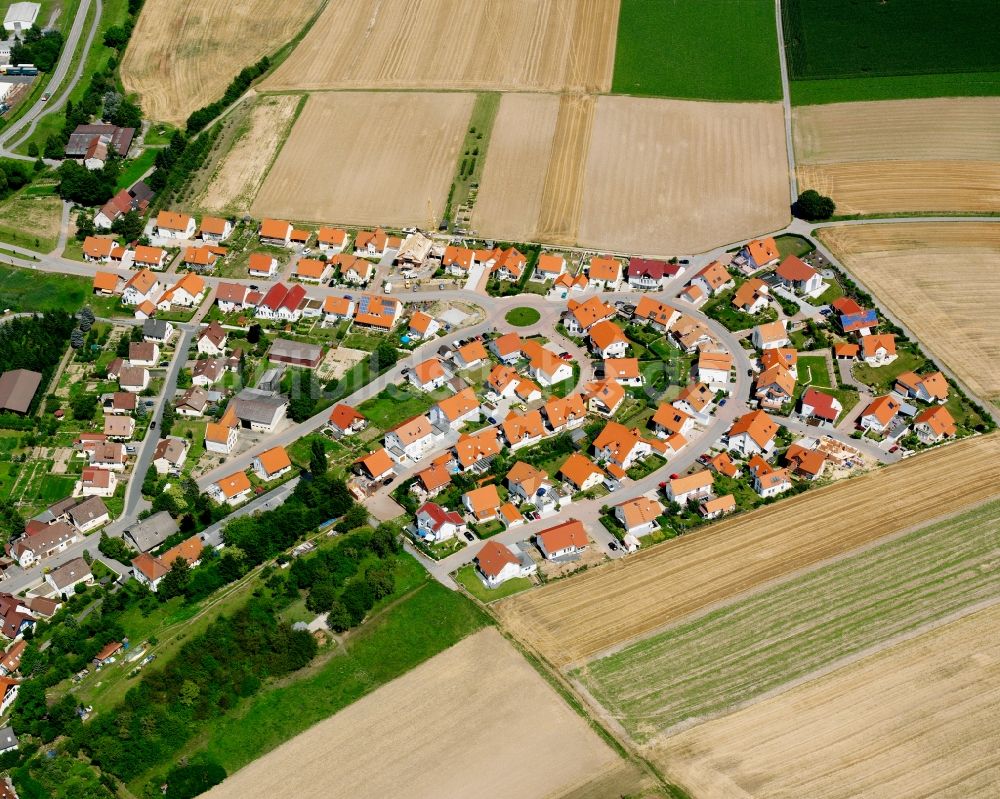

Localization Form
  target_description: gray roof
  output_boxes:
[268,338,322,361]
[233,388,288,426]
[0,726,18,752]
[142,318,171,339]
[0,369,41,414]
[68,496,110,528]
[47,556,91,591]
[65,124,135,159]
[123,511,179,552]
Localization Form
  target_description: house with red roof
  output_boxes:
[798,387,843,427]
[415,502,466,541]
[775,256,824,295]
[535,518,588,560]
[475,540,536,588]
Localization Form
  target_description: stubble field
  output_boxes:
[251,92,473,227]
[819,223,1000,403]
[575,498,1000,742]
[263,0,619,93]
[121,0,321,125]
[198,95,302,215]
[474,96,789,255]
[654,602,1000,799]
[793,98,1000,213]
[495,434,1000,667]
[202,628,627,799]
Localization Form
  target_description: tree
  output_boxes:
[44,134,63,159]
[0,500,25,543]
[160,404,176,438]
[70,392,98,421]
[98,532,136,564]
[27,142,38,158]
[70,328,85,349]
[111,209,144,242]
[75,210,96,241]
[340,503,369,531]
[79,306,95,332]
[158,557,191,599]
[164,760,227,799]
[309,438,327,475]
[371,521,402,558]
[372,340,398,371]
[246,324,262,344]
[792,189,836,221]
[326,601,352,632]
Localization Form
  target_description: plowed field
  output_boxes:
[820,223,1000,403]
[496,435,1000,667]
[251,92,473,227]
[202,628,623,799]
[654,603,1000,799]
[793,98,1000,213]
[121,0,321,125]
[264,0,619,93]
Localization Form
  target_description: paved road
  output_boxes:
[0,0,102,160]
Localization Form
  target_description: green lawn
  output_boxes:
[612,0,782,101]
[0,264,92,312]
[0,191,63,253]
[853,350,927,394]
[357,383,434,430]
[455,564,532,603]
[116,149,159,191]
[797,354,831,387]
[783,0,1000,104]
[704,288,778,332]
[774,234,814,259]
[505,307,541,327]
[575,499,1000,741]
[188,569,488,774]
[38,474,76,502]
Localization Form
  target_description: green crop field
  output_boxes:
[574,498,1000,741]
[612,0,782,102]
[784,0,1000,104]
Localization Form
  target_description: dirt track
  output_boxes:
[251,92,473,227]
[201,628,621,799]
[496,435,1000,667]
[121,0,320,124]
[820,223,1000,403]
[264,0,619,93]
[654,602,1000,799]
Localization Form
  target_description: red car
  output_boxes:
[658,481,667,489]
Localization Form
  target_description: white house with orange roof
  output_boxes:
[453,340,488,369]
[860,334,897,366]
[355,228,392,258]
[690,261,734,297]
[593,421,652,470]
[486,364,521,399]
[475,540,536,588]
[407,311,440,340]
[294,258,332,284]
[156,272,205,310]
[259,218,292,247]
[531,253,566,282]
[501,410,546,451]
[633,296,679,332]
[429,387,480,430]
[558,453,606,492]
[490,247,527,282]
[751,320,790,351]
[734,236,780,274]
[490,332,522,364]
[673,382,715,424]
[588,320,629,359]
[525,344,572,387]
[408,358,448,392]
[726,410,779,456]
[542,394,587,433]
[134,245,168,271]
[895,371,948,404]
[209,470,253,506]
[442,245,475,276]
[252,446,292,482]
[462,484,502,522]
[859,395,901,434]
[155,210,196,240]
[317,227,349,253]
[696,350,733,390]
[913,405,957,443]
[775,256,824,295]
[200,216,232,242]
[665,470,713,504]
[603,357,642,387]
[587,256,622,290]
[563,296,616,335]
[322,295,355,324]
[583,379,625,417]
[615,496,664,536]
[535,519,588,560]
[121,269,161,306]
[385,415,437,462]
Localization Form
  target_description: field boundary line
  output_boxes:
[570,474,1000,670]
[773,0,797,202]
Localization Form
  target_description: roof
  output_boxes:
[475,540,519,579]
[454,427,502,468]
[456,340,487,364]
[318,227,347,246]
[183,247,216,266]
[443,245,474,270]
[118,365,148,387]
[353,294,400,329]
[65,124,134,158]
[754,320,788,345]
[390,414,434,445]
[785,444,827,476]
[698,350,733,372]
[92,271,119,292]
[129,341,157,362]
[491,247,526,277]
[669,470,713,496]
[588,256,621,281]
[841,310,879,332]
[417,461,452,492]
[501,409,545,443]
[153,437,187,465]
[760,348,798,372]
[492,332,522,357]
[603,357,640,381]
[214,283,247,306]
[268,338,322,363]
[800,387,841,421]
[507,461,548,494]
[728,410,779,447]
[861,334,897,359]
[675,382,713,412]
[0,369,41,414]
[417,502,464,532]
[433,387,479,422]
[69,496,108,527]
[693,261,731,291]
[83,235,116,258]
[256,446,291,476]
[295,259,328,279]
[329,404,365,431]
[412,358,446,384]
[755,364,796,398]
[732,278,768,310]
[834,342,860,358]
[702,494,737,515]
[94,641,123,662]
[588,320,628,350]
[898,370,948,401]
[198,321,227,349]
[593,421,647,459]
[488,364,520,393]
[535,253,564,274]
[617,496,663,529]
[259,218,291,239]
[356,228,388,250]
[249,252,277,273]
[80,467,112,488]
[133,245,165,266]
[633,296,678,327]
[861,395,901,425]
[132,552,169,582]
[103,415,135,437]
[215,470,252,499]
[323,294,354,317]
[537,518,588,551]
[744,237,778,265]
[652,403,692,434]
[914,405,957,438]
[47,556,91,590]
[584,378,625,412]
[543,394,586,428]
[1,640,25,673]
[123,268,158,295]
[832,297,864,316]
[775,255,817,282]
[160,534,205,567]
[200,216,229,235]
[156,210,192,232]
[559,453,605,487]
[357,448,393,478]
[463,484,501,516]
[567,296,615,330]
[409,311,435,335]
[628,257,679,279]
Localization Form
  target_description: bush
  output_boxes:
[792,189,836,221]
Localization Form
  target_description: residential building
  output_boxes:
[133,245,167,270]
[429,387,480,430]
[45,557,92,594]
[593,421,652,470]
[415,502,466,541]
[690,261,733,296]
[506,461,550,503]
[542,394,587,433]
[142,318,175,344]
[0,369,41,415]
[559,453,605,492]
[385,415,437,462]
[775,255,823,294]
[633,296,679,332]
[102,415,135,440]
[317,227,349,253]
[253,446,292,481]
[860,334,898,366]
[75,467,116,498]
[733,237,779,273]
[583,379,625,417]
[294,258,332,283]
[355,448,395,482]
[415,459,452,496]
[210,471,253,506]
[751,320,789,351]
[102,391,136,414]
[785,443,828,481]
[197,321,228,356]
[840,309,879,336]
[248,252,278,278]
[453,427,502,470]
[82,235,118,262]
[92,270,119,295]
[798,387,842,427]
[615,496,664,536]
[587,256,622,290]
[352,294,402,330]
[563,296,615,335]
[525,343,573,386]
[128,340,159,367]
[588,320,629,359]
[914,405,957,443]
[760,347,799,378]
[665,470,713,504]
[859,395,901,433]
[490,247,527,281]
[732,278,770,314]
[490,332,523,364]
[501,410,546,451]
[327,404,367,436]
[442,246,475,276]
[628,257,680,289]
[726,410,779,456]
[182,247,219,272]
[94,181,151,228]
[475,540,536,588]
[408,358,448,391]
[700,494,736,519]
[651,404,694,439]
[121,268,161,306]
[205,405,239,454]
[200,216,232,242]
[118,365,150,393]
[696,351,733,389]
[462,484,502,522]
[259,218,292,246]
[155,210,196,239]
[152,437,188,474]
[603,357,642,386]
[754,364,796,410]
[268,338,323,368]
[532,253,566,282]
[355,228,394,258]
[895,371,949,404]
[453,340,488,369]
[322,295,356,323]
[535,518,588,560]
[673,383,714,424]
[749,456,793,498]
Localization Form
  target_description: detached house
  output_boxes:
[859,395,901,434]
[200,216,232,242]
[542,394,587,433]
[525,344,572,386]
[752,320,789,351]
[128,340,159,367]
[615,496,664,537]
[895,371,949,404]
[294,258,332,284]
[475,541,535,588]
[442,246,475,276]
[665,470,713,505]
[532,253,566,282]
[210,471,253,506]
[603,357,642,387]
[121,269,161,306]
[408,311,440,340]
[775,256,823,295]
[416,502,466,541]
[490,332,522,364]
[588,320,629,359]
[133,245,168,271]
[583,379,625,417]
[259,218,292,246]
[690,261,734,297]
[197,321,228,356]
[215,282,248,313]
[322,295,356,324]
[754,364,796,410]
[327,404,367,436]
[248,252,278,278]
[673,382,714,424]
[157,272,205,309]
[462,484,502,522]
[558,453,605,492]
[155,210,196,239]
[651,403,695,439]
[593,422,652,470]
[205,406,239,455]
[732,278,770,314]
[332,254,374,285]
[734,237,779,273]
[798,387,842,427]
[749,457,793,498]
[453,427,502,470]
[453,340,488,370]
[408,358,448,392]
[355,228,394,258]
[385,415,437,462]
[142,318,175,345]
[490,247,527,282]
[726,410,779,456]
[535,519,588,560]
[587,256,622,290]
[913,405,957,443]
[316,227,348,253]
[429,387,480,430]
[697,351,733,389]
[633,296,679,332]
[860,334,898,366]
[501,410,546,451]
[252,446,292,481]
[628,257,679,290]
[152,437,188,474]
[118,365,150,393]
[563,296,615,335]
[82,236,118,263]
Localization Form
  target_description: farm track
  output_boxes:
[575,499,1000,742]
[495,434,1000,668]
[820,223,1000,403]
[653,602,1000,799]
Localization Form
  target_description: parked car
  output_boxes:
[487,416,497,425]
[608,541,618,551]
[669,473,680,479]
[888,445,900,453]
[149,421,156,429]
[559,352,573,359]
[381,475,394,486]
[658,481,668,489]
[463,531,475,542]
[719,398,727,406]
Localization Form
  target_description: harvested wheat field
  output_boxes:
[793,98,1000,213]
[654,602,1000,799]
[202,628,626,799]
[252,92,473,227]
[121,0,321,125]
[265,0,619,93]
[820,223,1000,403]
[471,94,560,241]
[496,435,1000,668]
[198,95,301,215]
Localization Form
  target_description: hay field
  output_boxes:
[576,499,1000,742]
[121,0,321,125]
[473,96,790,254]
[654,602,1000,799]
[793,98,1000,213]
[198,95,301,214]
[251,92,473,227]
[202,628,624,799]
[820,223,1000,403]
[471,94,560,241]
[496,434,1000,667]
[264,0,619,93]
